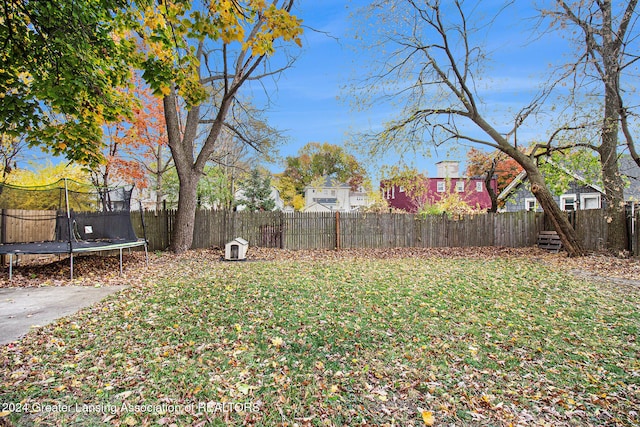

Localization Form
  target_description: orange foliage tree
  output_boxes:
[90,75,171,211]
[466,148,523,211]
[125,79,172,211]
[90,119,147,190]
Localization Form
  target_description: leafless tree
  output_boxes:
[352,0,585,256]
[0,133,26,181]
[539,0,639,252]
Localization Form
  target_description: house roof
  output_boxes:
[497,170,527,201]
[620,157,640,201]
[304,175,351,190]
[497,159,604,201]
[302,201,334,212]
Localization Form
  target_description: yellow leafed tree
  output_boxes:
[126,0,303,252]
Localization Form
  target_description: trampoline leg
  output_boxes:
[9,254,13,281]
[119,248,123,276]
[70,253,74,280]
[144,242,149,267]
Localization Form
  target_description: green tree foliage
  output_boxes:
[282,142,368,196]
[0,0,135,166]
[161,165,233,210]
[236,168,275,212]
[539,149,603,196]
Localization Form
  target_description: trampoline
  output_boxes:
[0,179,148,280]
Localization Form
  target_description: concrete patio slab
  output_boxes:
[0,285,127,345]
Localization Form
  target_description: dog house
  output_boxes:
[225,237,248,261]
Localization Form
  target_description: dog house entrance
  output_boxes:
[224,237,248,261]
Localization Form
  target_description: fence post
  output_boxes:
[335,211,340,250]
[634,207,639,257]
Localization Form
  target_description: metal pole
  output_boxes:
[64,179,74,280]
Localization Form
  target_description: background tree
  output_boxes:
[162,165,234,210]
[0,0,134,166]
[236,168,276,212]
[539,149,603,197]
[0,134,27,181]
[274,174,306,211]
[281,142,368,196]
[540,0,639,252]
[124,77,173,211]
[5,161,90,187]
[89,119,147,190]
[352,1,585,256]
[129,0,302,253]
[466,148,523,212]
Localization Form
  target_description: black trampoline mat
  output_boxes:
[0,239,146,255]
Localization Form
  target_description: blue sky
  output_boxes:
[21,1,586,182]
[256,0,577,180]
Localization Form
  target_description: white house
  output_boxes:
[303,176,371,212]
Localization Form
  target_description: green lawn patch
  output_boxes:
[1,254,639,426]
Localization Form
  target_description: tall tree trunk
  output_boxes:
[527,167,584,257]
[485,158,498,213]
[155,171,163,212]
[475,116,586,257]
[171,173,199,253]
[599,17,629,253]
[600,129,628,252]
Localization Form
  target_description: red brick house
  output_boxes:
[381,161,498,213]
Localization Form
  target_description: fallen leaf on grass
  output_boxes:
[420,409,434,426]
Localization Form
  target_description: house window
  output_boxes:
[476,181,483,192]
[560,194,577,211]
[437,181,445,193]
[399,186,405,193]
[525,198,537,212]
[331,190,336,196]
[580,193,601,210]
[455,181,464,192]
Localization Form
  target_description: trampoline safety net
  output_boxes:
[0,179,139,246]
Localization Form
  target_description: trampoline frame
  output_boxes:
[0,179,149,280]
[0,239,148,280]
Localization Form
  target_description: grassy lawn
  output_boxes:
[1,251,639,426]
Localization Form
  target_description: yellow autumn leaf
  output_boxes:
[421,410,434,426]
[159,85,171,97]
[0,411,11,417]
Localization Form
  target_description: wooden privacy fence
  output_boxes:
[1,208,636,254]
[131,210,546,252]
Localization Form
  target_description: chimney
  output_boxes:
[436,161,460,178]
